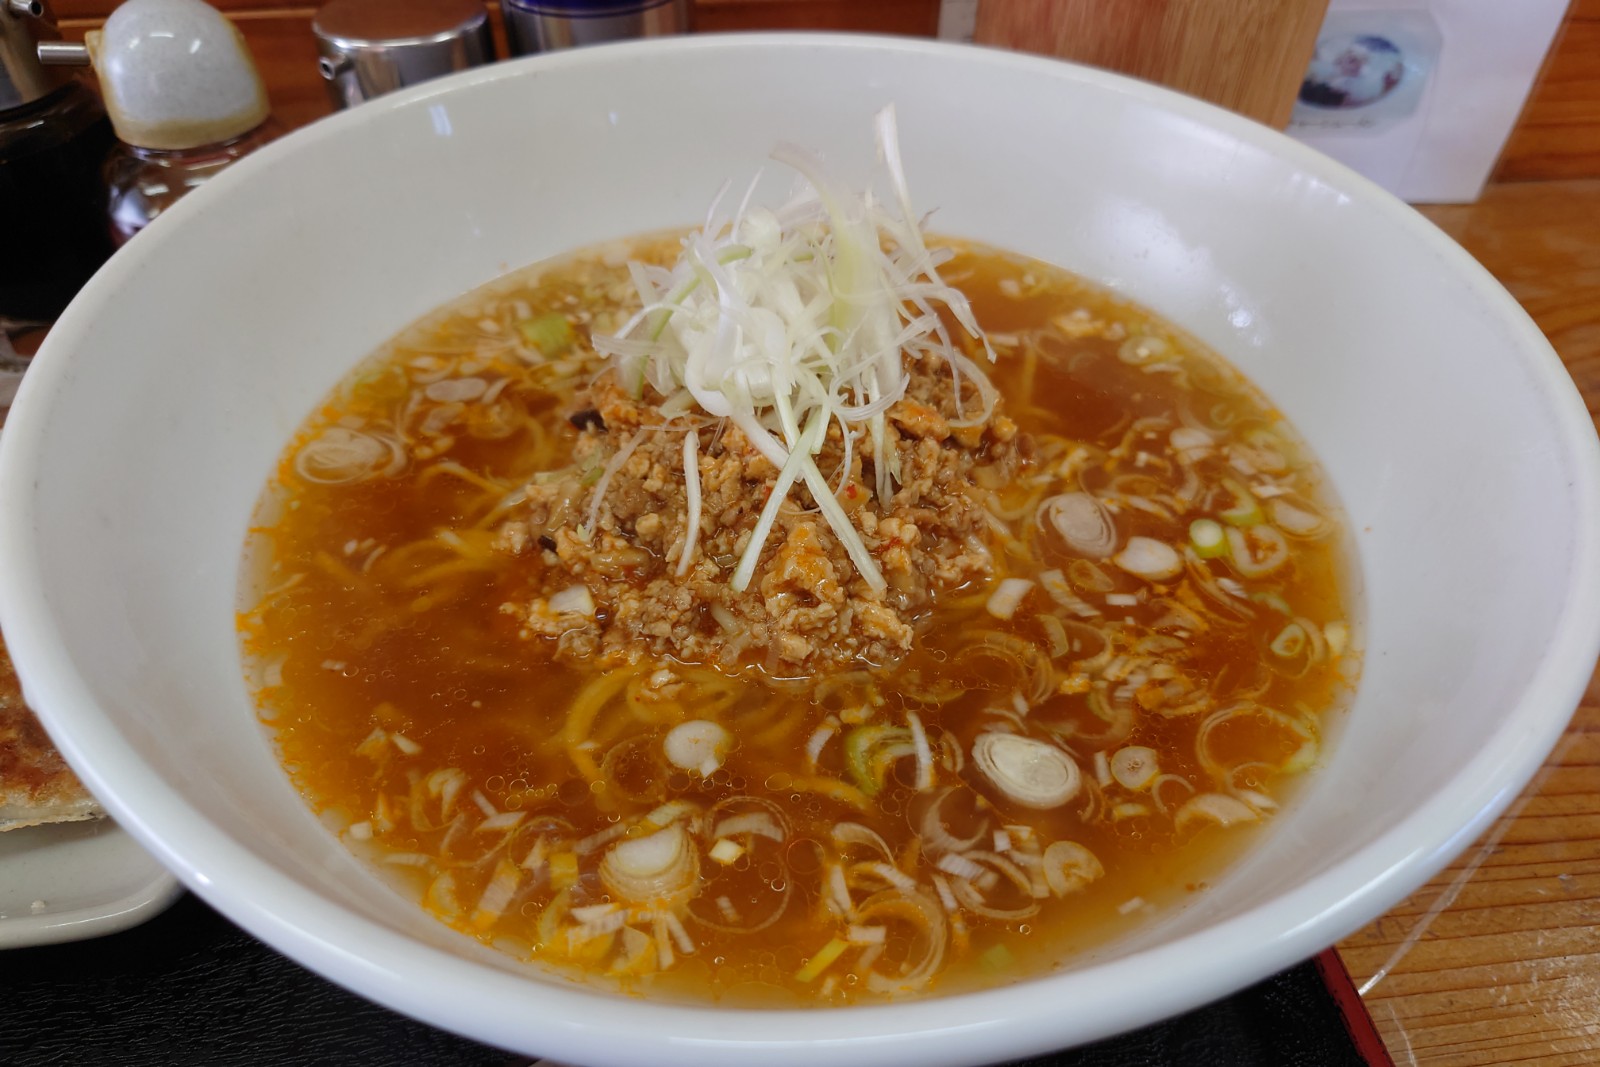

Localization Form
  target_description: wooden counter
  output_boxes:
[1338,179,1600,1067]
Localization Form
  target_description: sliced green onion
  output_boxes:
[1325,620,1350,657]
[1218,477,1263,526]
[1175,793,1260,834]
[1269,622,1308,659]
[1111,746,1159,791]
[972,733,1080,809]
[1189,518,1226,558]
[1281,721,1319,774]
[986,577,1035,619]
[1112,537,1182,582]
[1251,590,1293,616]
[517,312,574,357]
[1224,523,1289,578]
[845,726,880,794]
[844,725,912,796]
[980,943,1014,971]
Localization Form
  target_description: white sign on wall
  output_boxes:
[941,0,1563,203]
[1288,0,1568,203]
[938,0,978,41]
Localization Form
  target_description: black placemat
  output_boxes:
[0,893,1385,1067]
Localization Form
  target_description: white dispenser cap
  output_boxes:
[86,0,268,150]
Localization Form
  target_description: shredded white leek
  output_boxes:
[906,709,933,792]
[804,721,837,768]
[731,410,826,593]
[936,853,985,881]
[985,577,1034,620]
[596,106,995,592]
[678,430,702,576]
[583,430,646,538]
[847,924,888,945]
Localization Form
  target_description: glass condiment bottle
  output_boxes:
[103,122,277,246]
[0,0,115,324]
[85,0,274,246]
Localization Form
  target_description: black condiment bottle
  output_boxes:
[0,0,114,325]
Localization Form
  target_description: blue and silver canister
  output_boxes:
[499,0,691,56]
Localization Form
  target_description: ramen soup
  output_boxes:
[240,115,1356,1006]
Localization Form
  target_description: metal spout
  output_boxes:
[36,39,89,65]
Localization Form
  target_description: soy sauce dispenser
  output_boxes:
[0,0,115,324]
[88,0,275,246]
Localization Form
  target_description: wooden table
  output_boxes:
[1338,179,1600,1067]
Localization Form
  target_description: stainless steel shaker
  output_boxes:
[313,0,496,109]
[499,0,691,57]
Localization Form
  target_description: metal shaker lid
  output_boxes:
[500,0,689,57]
[313,0,494,109]
[1,0,67,113]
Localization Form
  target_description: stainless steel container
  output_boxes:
[2,0,60,114]
[313,0,495,109]
[500,0,690,56]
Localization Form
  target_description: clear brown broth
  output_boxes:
[240,236,1357,1005]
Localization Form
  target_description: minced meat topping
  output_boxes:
[496,351,1023,673]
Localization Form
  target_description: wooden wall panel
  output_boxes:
[1494,2,1600,183]
[53,0,940,18]
[697,0,937,34]
[54,0,266,12]
[973,0,1328,128]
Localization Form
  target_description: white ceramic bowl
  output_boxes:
[3,34,1598,1067]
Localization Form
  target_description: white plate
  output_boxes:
[0,818,181,948]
